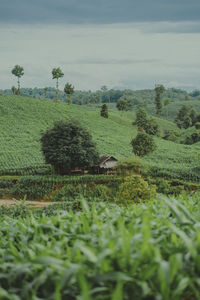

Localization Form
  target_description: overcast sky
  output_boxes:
[0,0,200,91]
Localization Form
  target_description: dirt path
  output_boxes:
[0,199,56,208]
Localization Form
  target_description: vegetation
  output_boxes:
[116,174,156,203]
[100,103,108,118]
[0,194,200,299]
[52,67,64,102]
[64,82,75,105]
[11,65,24,95]
[154,85,165,116]
[131,133,157,157]
[41,120,99,174]
[1,95,200,179]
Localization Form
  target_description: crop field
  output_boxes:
[0,95,200,178]
[0,193,200,299]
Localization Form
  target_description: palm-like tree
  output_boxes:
[64,83,75,105]
[52,67,64,102]
[11,65,24,95]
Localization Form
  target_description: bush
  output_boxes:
[131,133,157,157]
[114,156,148,175]
[100,103,108,118]
[116,175,156,204]
[51,184,113,202]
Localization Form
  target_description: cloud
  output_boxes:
[0,0,200,25]
[0,23,199,91]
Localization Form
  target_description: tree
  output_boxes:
[134,107,159,135]
[44,87,48,98]
[40,120,99,174]
[116,98,128,112]
[135,107,148,129]
[154,85,165,116]
[131,133,156,157]
[11,86,17,95]
[164,98,170,119]
[52,67,64,102]
[64,83,75,105]
[175,105,195,129]
[100,103,108,118]
[11,65,24,95]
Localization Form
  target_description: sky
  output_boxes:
[0,0,200,91]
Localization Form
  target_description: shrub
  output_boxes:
[116,175,156,204]
[51,184,113,202]
[131,133,157,157]
[114,156,148,175]
[100,103,108,118]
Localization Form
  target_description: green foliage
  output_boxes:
[11,65,24,92]
[195,122,200,129]
[0,194,200,298]
[135,107,160,135]
[64,82,75,105]
[41,120,99,174]
[163,130,180,143]
[184,131,200,145]
[100,103,108,118]
[1,95,200,181]
[52,67,64,102]
[52,183,113,202]
[116,174,156,203]
[175,105,197,129]
[115,156,148,175]
[131,133,157,157]
[154,85,165,116]
[116,98,128,111]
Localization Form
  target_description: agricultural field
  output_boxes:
[0,193,200,299]
[0,95,200,179]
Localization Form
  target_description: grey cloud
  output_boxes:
[0,0,200,25]
[60,58,160,65]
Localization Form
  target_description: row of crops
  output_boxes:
[1,164,200,183]
[0,194,200,299]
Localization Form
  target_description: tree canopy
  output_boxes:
[40,120,99,174]
[131,133,156,157]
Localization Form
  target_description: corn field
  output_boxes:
[0,194,200,299]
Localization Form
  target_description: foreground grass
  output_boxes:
[0,193,200,299]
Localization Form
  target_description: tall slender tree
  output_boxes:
[11,65,24,95]
[64,82,74,105]
[154,85,165,116]
[164,98,170,119]
[52,67,64,102]
[44,87,48,98]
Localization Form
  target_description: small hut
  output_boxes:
[98,156,118,173]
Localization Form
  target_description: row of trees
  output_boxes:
[11,65,74,104]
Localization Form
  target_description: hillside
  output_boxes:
[0,95,200,176]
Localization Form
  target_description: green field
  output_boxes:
[0,95,200,177]
[0,193,200,299]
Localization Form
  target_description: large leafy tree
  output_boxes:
[11,65,24,95]
[131,132,156,157]
[64,83,75,105]
[154,85,165,116]
[52,67,64,102]
[41,120,99,174]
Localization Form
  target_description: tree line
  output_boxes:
[11,65,74,104]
